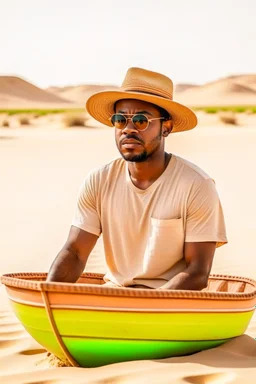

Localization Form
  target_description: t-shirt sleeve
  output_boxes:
[71,172,101,236]
[185,178,227,247]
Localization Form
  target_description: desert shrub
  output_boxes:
[63,114,88,127]
[34,111,47,117]
[233,107,246,113]
[191,106,256,114]
[218,113,238,125]
[51,109,66,114]
[7,110,35,116]
[204,108,218,114]
[0,108,84,116]
[19,116,30,125]
[2,119,9,127]
[8,110,20,116]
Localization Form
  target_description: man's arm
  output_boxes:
[158,242,216,290]
[46,225,98,282]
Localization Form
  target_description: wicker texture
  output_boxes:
[1,272,256,301]
[85,67,198,133]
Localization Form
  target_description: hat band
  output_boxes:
[121,85,173,100]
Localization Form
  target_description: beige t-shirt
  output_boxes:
[72,154,227,288]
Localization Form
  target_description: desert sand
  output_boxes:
[0,76,73,109]
[46,84,119,105]
[47,73,256,107]
[1,73,256,109]
[176,74,256,107]
[1,117,256,383]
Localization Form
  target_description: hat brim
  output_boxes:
[86,90,197,133]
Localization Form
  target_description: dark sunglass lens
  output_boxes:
[132,114,148,130]
[111,114,126,129]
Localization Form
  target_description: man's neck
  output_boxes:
[127,152,171,190]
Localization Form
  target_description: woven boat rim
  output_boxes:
[1,272,256,300]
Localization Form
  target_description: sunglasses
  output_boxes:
[110,113,166,132]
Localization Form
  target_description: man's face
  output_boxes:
[114,99,164,162]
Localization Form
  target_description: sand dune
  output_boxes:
[47,84,119,105]
[176,74,256,106]
[0,76,74,109]
[47,74,256,108]
[233,75,256,93]
[174,83,198,92]
[1,74,255,110]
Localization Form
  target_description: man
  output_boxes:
[47,67,227,290]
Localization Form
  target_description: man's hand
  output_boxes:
[158,242,216,290]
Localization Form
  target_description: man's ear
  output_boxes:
[163,119,173,133]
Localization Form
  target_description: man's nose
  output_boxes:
[122,119,138,134]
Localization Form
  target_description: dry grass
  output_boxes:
[63,113,89,127]
[218,112,238,125]
[0,109,76,116]
[198,106,256,114]
[2,119,9,127]
[19,116,30,125]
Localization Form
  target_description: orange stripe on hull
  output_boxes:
[6,286,256,311]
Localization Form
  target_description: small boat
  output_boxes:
[1,272,256,367]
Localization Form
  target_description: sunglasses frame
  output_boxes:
[110,113,166,132]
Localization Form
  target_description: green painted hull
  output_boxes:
[25,325,226,367]
[11,301,254,367]
[63,337,226,367]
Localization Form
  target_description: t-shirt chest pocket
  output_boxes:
[142,217,185,277]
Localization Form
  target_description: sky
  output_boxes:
[0,0,255,88]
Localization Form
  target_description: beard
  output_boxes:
[117,129,162,163]
[120,150,149,163]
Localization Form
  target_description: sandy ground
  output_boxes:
[1,117,256,383]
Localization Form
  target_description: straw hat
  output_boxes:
[86,67,197,133]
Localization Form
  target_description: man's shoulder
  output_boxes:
[174,155,212,183]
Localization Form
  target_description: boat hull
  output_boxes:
[2,273,256,367]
